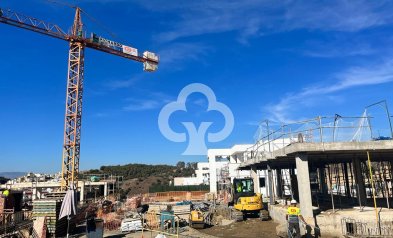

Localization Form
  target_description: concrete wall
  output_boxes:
[173,177,201,186]
[195,162,210,185]
[269,205,393,238]
[207,145,256,194]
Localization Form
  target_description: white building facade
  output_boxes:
[207,145,268,196]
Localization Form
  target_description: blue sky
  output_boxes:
[2,0,393,172]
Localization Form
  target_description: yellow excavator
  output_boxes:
[189,203,212,229]
[189,210,205,229]
[231,178,269,221]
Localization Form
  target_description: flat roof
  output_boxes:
[239,140,393,170]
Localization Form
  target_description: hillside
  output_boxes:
[84,161,198,196]
[0,172,25,179]
[0,176,9,184]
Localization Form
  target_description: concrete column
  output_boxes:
[267,164,274,204]
[32,188,37,200]
[79,181,85,203]
[209,156,217,194]
[353,158,367,206]
[319,166,327,194]
[343,163,351,198]
[276,169,283,198]
[104,182,108,199]
[295,154,313,218]
[251,166,260,194]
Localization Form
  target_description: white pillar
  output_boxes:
[32,188,37,200]
[79,181,85,203]
[104,182,108,198]
[209,156,217,194]
[295,154,313,218]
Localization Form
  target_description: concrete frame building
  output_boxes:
[207,144,264,194]
[236,115,393,237]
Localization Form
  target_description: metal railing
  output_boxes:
[0,210,33,237]
[342,217,393,237]
[246,115,377,161]
[0,210,32,226]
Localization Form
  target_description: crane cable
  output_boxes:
[46,0,124,43]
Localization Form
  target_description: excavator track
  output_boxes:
[231,209,244,222]
[189,221,205,229]
[260,209,270,221]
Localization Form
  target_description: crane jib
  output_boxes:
[0,5,159,190]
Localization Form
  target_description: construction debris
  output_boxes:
[120,218,142,232]
[32,199,74,237]
[125,196,142,209]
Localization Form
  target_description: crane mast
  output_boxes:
[62,8,84,189]
[0,6,159,190]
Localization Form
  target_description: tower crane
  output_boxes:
[0,6,159,190]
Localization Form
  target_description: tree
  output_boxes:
[176,161,185,169]
[191,162,198,170]
[0,177,9,184]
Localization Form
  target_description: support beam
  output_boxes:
[319,165,327,194]
[104,182,108,199]
[353,158,367,206]
[32,188,37,201]
[276,169,283,198]
[290,168,299,201]
[267,164,274,204]
[295,154,313,218]
[79,181,85,203]
[343,163,351,198]
[209,156,217,194]
[251,166,260,194]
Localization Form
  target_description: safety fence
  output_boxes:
[149,184,209,193]
[247,115,378,160]
[142,211,182,238]
[0,210,33,237]
[0,209,32,226]
[342,217,393,237]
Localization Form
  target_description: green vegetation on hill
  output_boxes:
[84,162,199,197]
[85,161,197,180]
[0,176,9,184]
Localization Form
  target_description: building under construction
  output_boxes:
[236,111,393,237]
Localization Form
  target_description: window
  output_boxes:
[235,179,254,193]
[259,178,266,187]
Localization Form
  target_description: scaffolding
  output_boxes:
[216,164,231,204]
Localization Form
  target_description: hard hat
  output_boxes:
[290,199,297,204]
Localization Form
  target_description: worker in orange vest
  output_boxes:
[286,199,307,238]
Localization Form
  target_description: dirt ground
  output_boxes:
[199,218,278,238]
[99,219,278,238]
